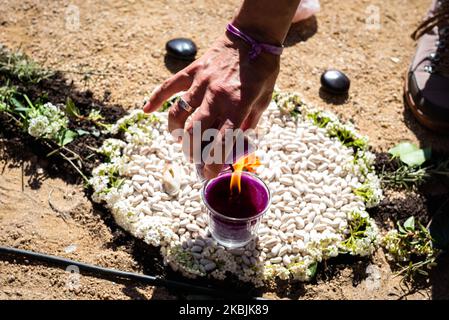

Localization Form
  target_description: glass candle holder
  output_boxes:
[201,172,271,248]
[195,134,256,182]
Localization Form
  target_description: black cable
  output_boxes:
[0,245,261,300]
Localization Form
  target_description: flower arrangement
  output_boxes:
[90,91,384,286]
[27,102,69,140]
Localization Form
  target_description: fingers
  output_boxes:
[183,88,247,166]
[203,119,237,180]
[168,83,207,139]
[241,109,263,132]
[200,91,271,179]
[240,92,272,131]
[183,103,218,163]
[143,69,194,113]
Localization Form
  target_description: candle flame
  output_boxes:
[230,153,261,194]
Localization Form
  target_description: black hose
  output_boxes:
[0,245,261,299]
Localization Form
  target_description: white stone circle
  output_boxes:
[90,92,382,286]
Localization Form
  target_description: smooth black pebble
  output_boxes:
[320,69,350,95]
[165,38,197,61]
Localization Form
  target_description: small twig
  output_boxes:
[43,139,83,161]
[59,152,89,183]
[62,146,83,160]
[46,145,82,160]
[2,111,24,127]
[40,141,88,183]
[84,145,99,152]
[397,287,419,300]
[84,153,96,160]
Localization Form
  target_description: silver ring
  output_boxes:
[178,97,194,113]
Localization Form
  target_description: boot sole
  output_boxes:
[404,71,449,133]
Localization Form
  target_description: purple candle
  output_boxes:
[202,172,270,248]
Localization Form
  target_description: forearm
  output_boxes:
[146,0,295,178]
[232,0,301,46]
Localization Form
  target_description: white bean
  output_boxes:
[186,224,200,232]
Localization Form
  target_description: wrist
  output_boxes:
[230,18,285,47]
[225,23,284,61]
[221,33,280,69]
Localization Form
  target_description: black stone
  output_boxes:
[165,38,197,61]
[320,69,350,95]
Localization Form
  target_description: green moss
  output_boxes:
[327,125,367,152]
[353,184,375,203]
[273,92,304,118]
[307,111,332,128]
[339,211,371,253]
[118,113,159,133]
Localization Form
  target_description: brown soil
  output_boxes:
[1,0,449,300]
[0,145,176,299]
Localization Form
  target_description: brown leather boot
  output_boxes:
[405,0,449,132]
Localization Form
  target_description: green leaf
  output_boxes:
[23,94,35,109]
[90,128,101,137]
[65,97,81,118]
[400,148,431,167]
[10,97,28,112]
[58,129,78,146]
[388,142,431,167]
[404,216,415,232]
[13,106,30,113]
[397,221,407,233]
[416,268,428,276]
[308,112,331,128]
[306,261,318,278]
[388,142,419,158]
[76,129,90,136]
[87,109,103,121]
[417,222,426,235]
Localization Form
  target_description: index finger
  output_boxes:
[203,119,239,180]
[143,70,194,113]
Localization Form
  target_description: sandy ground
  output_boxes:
[1,0,449,300]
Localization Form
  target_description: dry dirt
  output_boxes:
[1,0,449,300]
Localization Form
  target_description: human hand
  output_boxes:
[143,34,280,179]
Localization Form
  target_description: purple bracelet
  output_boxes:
[226,23,284,60]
